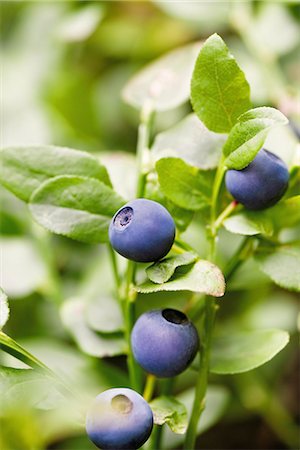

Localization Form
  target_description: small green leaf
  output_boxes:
[255,243,300,292]
[60,298,126,358]
[224,107,288,170]
[162,386,230,448]
[146,253,198,284]
[0,289,9,330]
[136,260,225,297]
[224,196,300,236]
[191,33,251,133]
[152,114,225,170]
[29,175,124,244]
[0,145,111,202]
[150,396,188,434]
[156,158,213,211]
[210,329,289,374]
[0,331,53,375]
[224,211,273,236]
[122,42,201,111]
[266,195,300,231]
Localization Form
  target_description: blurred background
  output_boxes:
[1,1,299,450]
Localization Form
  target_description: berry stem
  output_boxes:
[208,158,226,261]
[143,374,156,402]
[214,200,239,230]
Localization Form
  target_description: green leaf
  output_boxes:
[255,243,300,292]
[156,158,213,211]
[60,298,127,358]
[210,329,289,374]
[0,331,53,375]
[162,386,230,448]
[224,196,300,236]
[149,396,188,434]
[152,114,225,170]
[29,175,124,244]
[223,107,288,170]
[266,195,300,231]
[191,33,251,133]
[0,145,111,202]
[224,211,273,236]
[122,42,202,111]
[136,260,225,297]
[0,290,9,330]
[145,174,194,232]
[0,237,47,298]
[146,253,198,284]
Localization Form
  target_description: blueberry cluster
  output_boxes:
[86,149,289,448]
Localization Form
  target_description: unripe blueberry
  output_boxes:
[86,388,153,449]
[225,149,289,210]
[131,309,199,378]
[109,199,176,262]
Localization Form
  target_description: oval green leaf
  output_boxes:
[224,107,288,170]
[29,175,125,244]
[0,145,111,202]
[136,260,225,297]
[146,252,198,284]
[191,33,251,133]
[210,329,289,374]
[150,396,188,434]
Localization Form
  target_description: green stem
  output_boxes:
[184,157,226,449]
[108,243,121,292]
[184,298,217,449]
[143,374,156,402]
[32,225,63,305]
[214,200,239,231]
[123,104,154,392]
[208,158,226,261]
[149,378,174,450]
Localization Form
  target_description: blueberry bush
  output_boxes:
[1,3,299,450]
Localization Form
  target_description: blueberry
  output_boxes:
[109,199,176,262]
[86,388,153,449]
[131,309,199,378]
[225,149,289,210]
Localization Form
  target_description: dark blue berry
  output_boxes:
[109,199,176,262]
[225,149,289,210]
[86,388,153,449]
[131,309,199,378]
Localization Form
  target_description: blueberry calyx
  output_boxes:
[162,308,188,325]
[113,207,134,230]
[111,394,133,414]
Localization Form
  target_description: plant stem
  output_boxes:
[143,374,156,402]
[108,244,121,292]
[208,158,226,261]
[149,378,174,450]
[184,157,226,449]
[183,297,217,449]
[123,104,154,392]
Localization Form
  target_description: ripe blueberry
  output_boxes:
[225,149,289,210]
[86,388,153,449]
[131,309,199,378]
[109,199,176,262]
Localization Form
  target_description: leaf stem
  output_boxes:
[143,373,156,402]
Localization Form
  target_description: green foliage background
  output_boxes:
[0,2,299,450]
